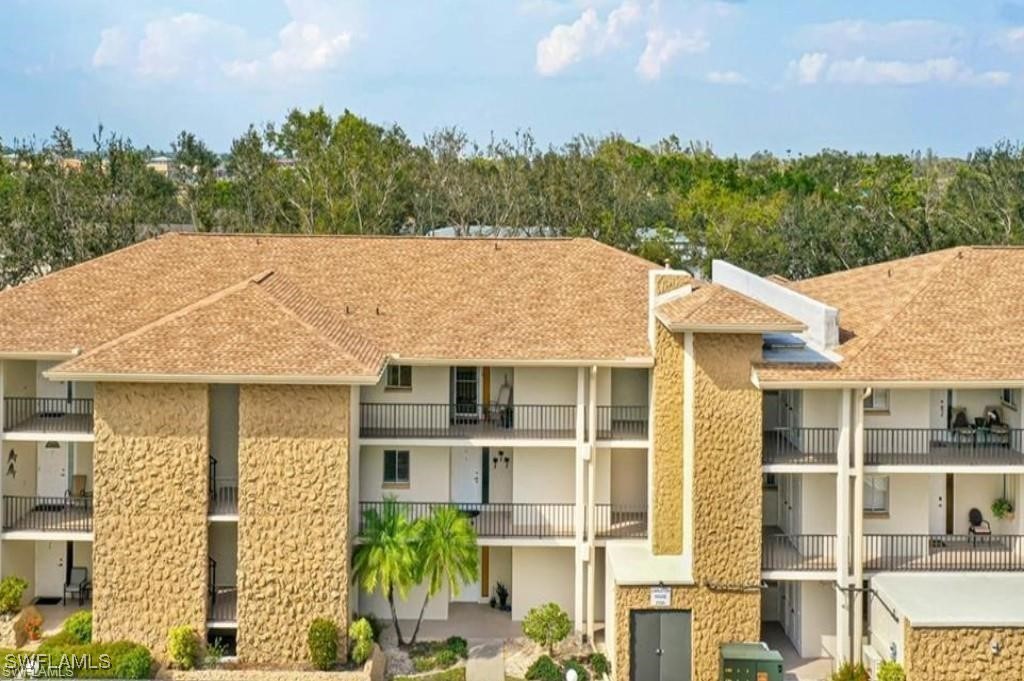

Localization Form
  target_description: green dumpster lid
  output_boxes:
[720,643,784,662]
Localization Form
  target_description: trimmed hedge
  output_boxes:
[308,618,339,671]
[8,640,153,679]
[64,611,93,644]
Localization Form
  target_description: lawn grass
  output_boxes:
[394,666,467,681]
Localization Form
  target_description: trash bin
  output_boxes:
[720,642,784,681]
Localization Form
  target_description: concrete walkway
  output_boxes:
[466,640,505,681]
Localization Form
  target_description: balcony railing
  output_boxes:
[360,403,576,439]
[3,495,92,533]
[595,406,648,440]
[594,504,648,539]
[210,477,238,516]
[358,501,577,538]
[208,556,237,622]
[865,428,1024,466]
[762,532,839,571]
[3,397,93,435]
[762,428,838,465]
[864,534,1024,571]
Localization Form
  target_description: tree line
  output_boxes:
[3,108,1024,288]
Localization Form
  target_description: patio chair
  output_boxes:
[968,508,992,546]
[63,567,90,606]
[950,407,974,446]
[985,405,1011,446]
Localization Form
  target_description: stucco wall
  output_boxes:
[92,382,209,658]
[512,448,574,504]
[236,384,349,666]
[511,547,575,621]
[650,322,683,555]
[2,359,35,397]
[361,365,449,404]
[359,446,450,502]
[904,623,1024,681]
[513,367,577,406]
[799,581,836,659]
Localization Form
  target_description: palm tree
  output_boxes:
[408,505,479,645]
[352,498,418,645]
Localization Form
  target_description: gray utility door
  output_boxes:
[630,610,692,681]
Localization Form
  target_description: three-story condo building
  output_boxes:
[1,233,1021,681]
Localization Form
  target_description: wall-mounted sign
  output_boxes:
[650,585,671,607]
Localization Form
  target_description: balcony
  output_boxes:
[359,403,577,440]
[3,495,92,533]
[594,503,648,539]
[3,397,93,436]
[596,406,648,441]
[210,477,238,516]
[208,557,237,623]
[865,428,1024,466]
[763,428,838,465]
[864,534,1024,571]
[762,531,838,572]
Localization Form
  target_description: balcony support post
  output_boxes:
[851,388,865,665]
[586,365,598,643]
[835,389,852,665]
[574,367,586,635]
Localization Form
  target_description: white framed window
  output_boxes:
[383,450,410,485]
[865,389,890,412]
[385,365,412,390]
[1001,388,1018,410]
[864,475,889,514]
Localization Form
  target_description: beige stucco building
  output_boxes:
[1,234,1022,679]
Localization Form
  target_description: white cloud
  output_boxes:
[636,28,706,80]
[790,52,828,84]
[800,19,965,59]
[228,21,352,78]
[135,13,245,79]
[789,53,1010,87]
[999,26,1024,51]
[536,7,601,75]
[92,26,130,68]
[606,0,643,45]
[706,69,746,85]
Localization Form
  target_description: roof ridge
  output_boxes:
[255,273,386,366]
[839,247,969,364]
[168,232,580,242]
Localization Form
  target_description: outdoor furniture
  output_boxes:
[950,407,974,446]
[63,567,91,606]
[968,508,992,546]
[985,405,1011,445]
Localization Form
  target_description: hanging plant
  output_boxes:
[992,497,1014,520]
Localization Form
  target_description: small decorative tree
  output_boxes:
[522,602,572,656]
[877,661,906,681]
[0,577,28,617]
[167,625,200,670]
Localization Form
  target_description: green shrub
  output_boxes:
[204,637,228,668]
[445,635,469,659]
[589,651,610,676]
[64,611,93,644]
[307,618,338,671]
[563,659,590,681]
[829,662,869,681]
[352,612,383,642]
[414,656,437,673]
[525,655,561,681]
[877,661,906,681]
[0,576,28,615]
[522,603,572,656]
[435,648,458,667]
[349,617,374,665]
[167,625,200,670]
[112,645,153,679]
[394,668,466,681]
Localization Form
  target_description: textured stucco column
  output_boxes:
[237,384,350,666]
[904,622,1024,681]
[651,321,684,555]
[614,334,763,681]
[92,382,209,658]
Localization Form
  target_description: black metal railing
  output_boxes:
[762,533,839,571]
[595,406,648,440]
[360,403,577,439]
[208,557,217,605]
[594,504,648,538]
[3,397,93,434]
[864,534,1024,571]
[210,477,238,515]
[762,428,838,465]
[358,501,577,538]
[2,495,93,532]
[865,428,1024,466]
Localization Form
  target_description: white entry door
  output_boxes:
[37,442,68,498]
[35,541,65,599]
[451,447,482,504]
[451,547,482,603]
[929,473,947,535]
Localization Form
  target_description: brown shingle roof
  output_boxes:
[49,272,387,382]
[655,283,805,333]
[756,247,1024,384]
[0,233,661,366]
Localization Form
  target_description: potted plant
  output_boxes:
[495,582,510,611]
[22,612,41,641]
[992,497,1015,520]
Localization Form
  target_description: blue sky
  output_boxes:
[3,0,1024,155]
